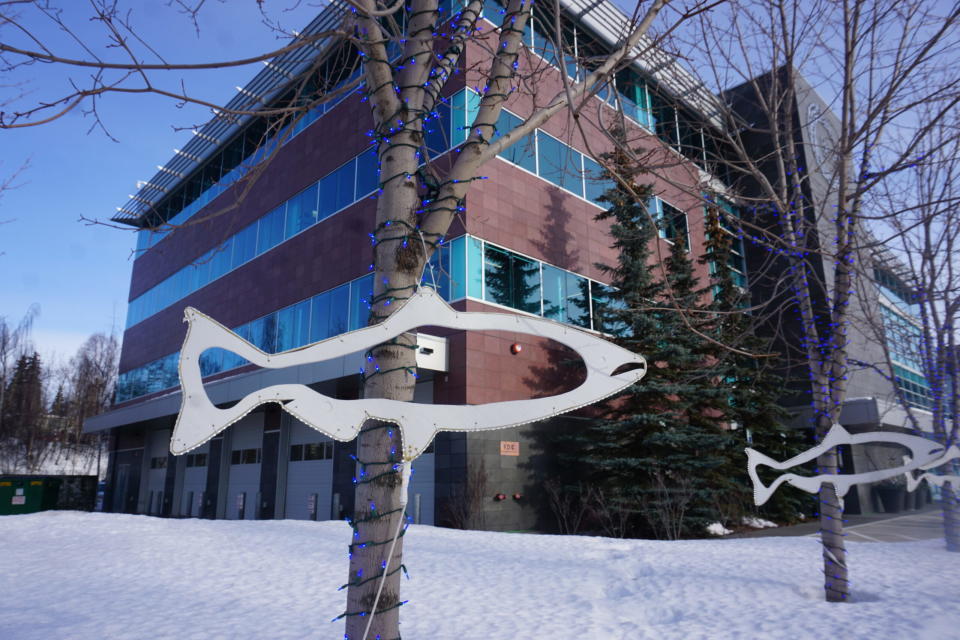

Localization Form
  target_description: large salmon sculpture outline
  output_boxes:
[171,286,647,462]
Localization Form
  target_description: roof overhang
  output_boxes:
[112,1,350,227]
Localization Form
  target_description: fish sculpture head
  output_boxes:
[171,287,646,461]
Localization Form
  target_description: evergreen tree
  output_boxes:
[0,352,46,470]
[571,146,731,539]
[699,197,811,525]
[50,384,69,417]
[1,353,43,432]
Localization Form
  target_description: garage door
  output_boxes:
[180,443,210,517]
[226,414,263,520]
[285,419,335,520]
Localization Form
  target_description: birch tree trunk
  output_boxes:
[342,0,672,634]
[944,482,960,552]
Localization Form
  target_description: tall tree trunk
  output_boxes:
[817,447,848,600]
[944,481,960,552]
[344,91,423,637]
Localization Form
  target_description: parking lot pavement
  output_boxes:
[812,508,946,543]
[728,505,947,543]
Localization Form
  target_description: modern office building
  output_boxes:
[726,70,935,514]
[85,0,736,530]
[88,0,926,526]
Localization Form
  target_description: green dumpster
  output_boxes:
[0,476,62,515]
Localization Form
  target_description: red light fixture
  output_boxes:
[494,493,507,501]
[510,343,522,355]
[512,493,522,501]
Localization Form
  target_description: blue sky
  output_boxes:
[1,2,322,365]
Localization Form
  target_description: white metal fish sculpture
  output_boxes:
[171,287,646,461]
[746,423,958,505]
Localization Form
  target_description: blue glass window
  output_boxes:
[192,253,211,290]
[482,0,503,23]
[285,183,319,238]
[483,244,540,314]
[257,205,286,255]
[220,343,248,371]
[651,91,677,148]
[276,300,311,352]
[591,282,629,336]
[319,163,355,219]
[615,72,654,130]
[656,200,688,248]
[199,348,224,377]
[533,26,558,67]
[247,314,277,353]
[450,236,466,299]
[537,132,583,195]
[543,265,589,327]
[335,163,356,212]
[451,91,469,146]
[355,150,379,198]
[425,102,452,157]
[310,284,350,343]
[209,238,233,281]
[422,244,451,299]
[232,223,257,268]
[328,284,350,337]
[467,236,484,299]
[583,157,613,206]
[309,292,331,343]
[349,275,374,330]
[564,53,578,81]
[495,111,536,173]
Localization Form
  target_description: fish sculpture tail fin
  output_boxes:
[172,307,269,455]
[746,447,781,506]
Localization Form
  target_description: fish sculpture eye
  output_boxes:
[172,287,647,462]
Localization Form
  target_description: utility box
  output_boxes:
[0,477,63,515]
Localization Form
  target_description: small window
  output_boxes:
[186,453,208,468]
[150,456,167,469]
[294,442,332,461]
[256,205,286,255]
[483,245,540,314]
[230,448,260,465]
[656,200,689,250]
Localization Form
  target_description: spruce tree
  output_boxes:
[51,385,69,417]
[699,197,811,525]
[576,147,730,539]
[1,352,45,470]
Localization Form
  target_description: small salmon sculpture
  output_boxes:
[746,423,960,506]
[171,287,647,462]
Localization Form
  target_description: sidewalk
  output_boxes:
[728,505,946,543]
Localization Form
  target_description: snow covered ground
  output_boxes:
[1,511,958,639]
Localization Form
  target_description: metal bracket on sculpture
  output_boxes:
[171,287,647,461]
[746,424,953,506]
